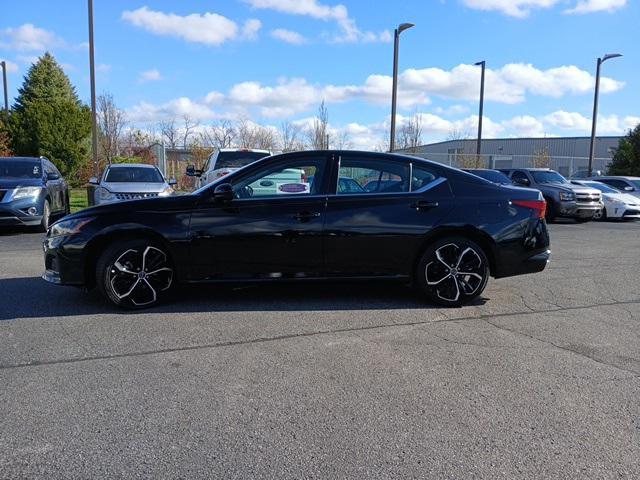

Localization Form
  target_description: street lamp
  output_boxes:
[88,0,99,177]
[588,53,622,177]
[1,61,8,115]
[474,60,486,158]
[389,22,414,152]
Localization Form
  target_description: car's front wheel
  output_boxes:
[416,237,489,307]
[96,239,174,309]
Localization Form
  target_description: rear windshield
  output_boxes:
[0,159,42,179]
[105,167,163,183]
[216,151,269,169]
[468,170,511,184]
[531,171,568,184]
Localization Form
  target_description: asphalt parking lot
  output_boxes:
[1,221,639,478]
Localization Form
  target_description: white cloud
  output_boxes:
[1,24,64,51]
[270,28,307,44]
[0,59,18,73]
[462,0,626,16]
[244,0,390,43]
[502,115,546,137]
[242,19,262,40]
[138,69,163,83]
[122,6,257,46]
[97,63,111,73]
[434,105,470,116]
[565,0,626,14]
[128,97,217,122]
[543,110,592,131]
[542,111,640,134]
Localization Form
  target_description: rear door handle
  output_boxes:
[293,211,321,221]
[411,200,439,210]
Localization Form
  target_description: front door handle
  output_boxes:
[411,200,439,211]
[293,211,321,221]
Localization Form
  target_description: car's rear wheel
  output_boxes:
[416,237,489,307]
[96,239,174,309]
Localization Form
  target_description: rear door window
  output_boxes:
[337,156,410,195]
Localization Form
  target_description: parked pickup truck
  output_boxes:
[499,168,603,223]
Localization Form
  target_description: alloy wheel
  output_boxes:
[106,246,173,307]
[424,243,485,303]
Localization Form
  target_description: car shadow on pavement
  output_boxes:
[0,276,487,321]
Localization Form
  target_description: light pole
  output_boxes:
[1,61,8,115]
[475,61,486,158]
[88,0,99,177]
[389,22,414,152]
[588,53,622,177]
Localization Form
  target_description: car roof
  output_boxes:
[0,156,43,162]
[107,163,157,168]
[598,176,640,180]
[219,148,271,153]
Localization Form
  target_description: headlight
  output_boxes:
[559,192,575,201]
[12,186,42,200]
[158,186,174,197]
[49,217,95,237]
[97,187,113,201]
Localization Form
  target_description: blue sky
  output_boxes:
[1,0,638,148]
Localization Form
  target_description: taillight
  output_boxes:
[512,199,547,219]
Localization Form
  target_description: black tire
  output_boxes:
[545,200,556,223]
[64,192,71,216]
[38,200,51,232]
[593,207,606,221]
[96,239,174,309]
[416,236,490,307]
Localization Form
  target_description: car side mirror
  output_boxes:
[513,177,530,186]
[624,186,634,192]
[168,178,177,186]
[88,177,99,185]
[47,172,60,181]
[212,183,234,202]
[186,165,201,177]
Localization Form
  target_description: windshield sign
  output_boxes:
[0,159,42,179]
[532,171,568,184]
[105,167,163,183]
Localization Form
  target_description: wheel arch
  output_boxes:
[413,226,497,278]
[83,226,173,288]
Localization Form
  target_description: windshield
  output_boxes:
[531,171,568,184]
[583,182,619,194]
[216,151,269,169]
[468,170,511,184]
[0,159,42,179]
[105,167,163,183]
[630,180,640,189]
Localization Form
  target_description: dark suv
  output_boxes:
[0,156,69,231]
[500,168,603,222]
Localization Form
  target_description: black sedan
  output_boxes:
[43,151,550,308]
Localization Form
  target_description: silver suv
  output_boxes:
[90,163,176,205]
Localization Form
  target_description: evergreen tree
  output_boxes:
[8,53,91,182]
[608,124,640,176]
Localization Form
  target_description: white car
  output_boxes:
[90,163,176,205]
[573,180,640,221]
[186,148,271,189]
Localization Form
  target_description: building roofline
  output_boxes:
[408,135,623,149]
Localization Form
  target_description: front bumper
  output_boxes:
[42,234,87,286]
[0,196,44,226]
[557,200,603,218]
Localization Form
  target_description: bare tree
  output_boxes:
[181,114,199,149]
[397,113,423,152]
[332,130,353,150]
[159,118,178,148]
[447,126,471,141]
[532,146,551,168]
[97,92,126,164]
[279,121,304,152]
[307,100,329,150]
[235,117,278,150]
[202,119,236,149]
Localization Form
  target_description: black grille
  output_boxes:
[114,192,159,200]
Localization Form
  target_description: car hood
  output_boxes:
[0,178,43,189]
[604,192,640,205]
[101,182,167,193]
[543,182,599,195]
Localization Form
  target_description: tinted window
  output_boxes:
[338,157,409,194]
[531,171,568,184]
[105,167,164,183]
[600,179,629,190]
[582,182,619,194]
[411,164,440,191]
[338,177,365,194]
[467,169,511,184]
[233,157,325,198]
[216,151,270,169]
[0,159,42,179]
